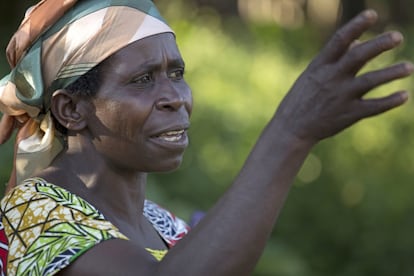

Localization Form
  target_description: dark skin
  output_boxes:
[41,33,191,251]
[39,10,413,276]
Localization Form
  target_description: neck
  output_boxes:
[41,134,148,225]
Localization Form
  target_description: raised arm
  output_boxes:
[59,10,413,276]
[159,9,413,275]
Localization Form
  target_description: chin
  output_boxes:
[148,156,184,173]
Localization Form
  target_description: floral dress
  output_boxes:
[0,178,189,275]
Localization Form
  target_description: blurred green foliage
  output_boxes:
[2,1,414,275]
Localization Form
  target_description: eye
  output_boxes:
[132,73,153,85]
[168,68,184,80]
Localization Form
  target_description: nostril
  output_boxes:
[156,97,184,111]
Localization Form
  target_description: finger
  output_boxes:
[309,12,375,71]
[358,91,409,118]
[352,62,414,97]
[339,31,404,74]
[312,9,378,67]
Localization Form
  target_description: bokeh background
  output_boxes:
[1,0,414,275]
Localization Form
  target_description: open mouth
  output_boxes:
[157,129,185,142]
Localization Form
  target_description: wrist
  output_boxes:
[266,117,318,152]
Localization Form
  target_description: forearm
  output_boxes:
[159,119,315,275]
[158,9,413,276]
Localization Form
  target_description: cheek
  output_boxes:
[110,100,154,140]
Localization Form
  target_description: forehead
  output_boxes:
[104,32,183,66]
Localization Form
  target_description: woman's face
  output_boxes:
[86,33,192,173]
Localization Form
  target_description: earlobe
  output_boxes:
[51,89,89,131]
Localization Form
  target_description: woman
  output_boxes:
[0,0,412,275]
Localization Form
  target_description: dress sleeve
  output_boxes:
[143,200,190,248]
[0,220,8,276]
[0,179,127,276]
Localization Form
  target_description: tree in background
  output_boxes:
[188,0,414,30]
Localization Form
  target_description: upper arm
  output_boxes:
[57,239,160,276]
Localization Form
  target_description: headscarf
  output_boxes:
[0,0,174,193]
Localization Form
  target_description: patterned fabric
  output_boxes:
[0,178,189,275]
[0,222,7,276]
[144,201,190,247]
[0,0,174,192]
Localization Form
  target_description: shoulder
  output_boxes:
[59,202,191,275]
[0,177,127,276]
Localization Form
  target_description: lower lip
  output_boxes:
[149,132,189,149]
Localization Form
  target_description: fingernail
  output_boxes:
[363,9,377,20]
[403,62,414,72]
[390,32,403,43]
[400,91,409,102]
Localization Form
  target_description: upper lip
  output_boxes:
[151,124,190,137]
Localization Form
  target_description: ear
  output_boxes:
[51,89,90,131]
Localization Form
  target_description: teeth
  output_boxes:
[161,130,184,136]
[159,130,185,142]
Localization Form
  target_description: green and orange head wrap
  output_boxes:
[0,0,174,192]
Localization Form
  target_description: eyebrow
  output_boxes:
[139,57,185,71]
[169,58,186,68]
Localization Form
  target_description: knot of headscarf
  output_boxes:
[0,0,173,193]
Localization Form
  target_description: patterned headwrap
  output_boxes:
[0,0,173,193]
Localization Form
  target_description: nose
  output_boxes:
[155,83,192,113]
[156,96,185,112]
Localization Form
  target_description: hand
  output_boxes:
[274,9,414,144]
